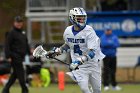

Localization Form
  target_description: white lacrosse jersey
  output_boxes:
[63,25,105,63]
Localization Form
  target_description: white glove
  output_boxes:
[70,61,81,70]
[46,47,61,58]
[76,56,88,64]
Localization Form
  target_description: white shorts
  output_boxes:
[66,61,101,90]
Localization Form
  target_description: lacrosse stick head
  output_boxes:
[33,45,47,58]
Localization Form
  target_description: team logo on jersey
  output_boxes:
[67,38,85,43]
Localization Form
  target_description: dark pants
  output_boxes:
[2,57,28,93]
[102,57,117,87]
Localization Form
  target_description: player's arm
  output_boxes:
[33,43,70,58]
[46,43,70,58]
[54,43,70,54]
[76,49,95,63]
[70,49,95,70]
[79,30,99,62]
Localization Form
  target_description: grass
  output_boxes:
[0,84,140,93]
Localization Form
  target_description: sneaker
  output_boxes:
[112,86,122,91]
[104,86,110,91]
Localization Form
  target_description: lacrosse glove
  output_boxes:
[46,47,61,59]
[70,61,81,70]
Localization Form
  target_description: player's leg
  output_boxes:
[78,80,92,93]
[67,70,92,93]
[89,62,101,93]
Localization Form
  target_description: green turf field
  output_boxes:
[0,84,140,93]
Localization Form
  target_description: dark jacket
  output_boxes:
[100,33,120,57]
[5,27,30,59]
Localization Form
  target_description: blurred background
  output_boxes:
[0,0,140,93]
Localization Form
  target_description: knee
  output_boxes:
[93,88,101,93]
[80,85,89,93]
[91,84,101,93]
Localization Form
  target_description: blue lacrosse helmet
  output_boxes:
[69,7,87,29]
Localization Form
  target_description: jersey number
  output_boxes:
[74,45,82,55]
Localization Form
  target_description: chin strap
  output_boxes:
[76,23,86,30]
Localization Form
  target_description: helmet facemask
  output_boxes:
[74,15,87,28]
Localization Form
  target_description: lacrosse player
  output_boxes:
[33,7,105,93]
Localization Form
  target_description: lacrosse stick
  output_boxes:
[33,45,48,58]
[33,45,70,65]
[53,57,70,65]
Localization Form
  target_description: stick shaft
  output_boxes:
[53,57,70,65]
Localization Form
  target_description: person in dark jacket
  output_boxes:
[100,26,121,91]
[2,16,30,93]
